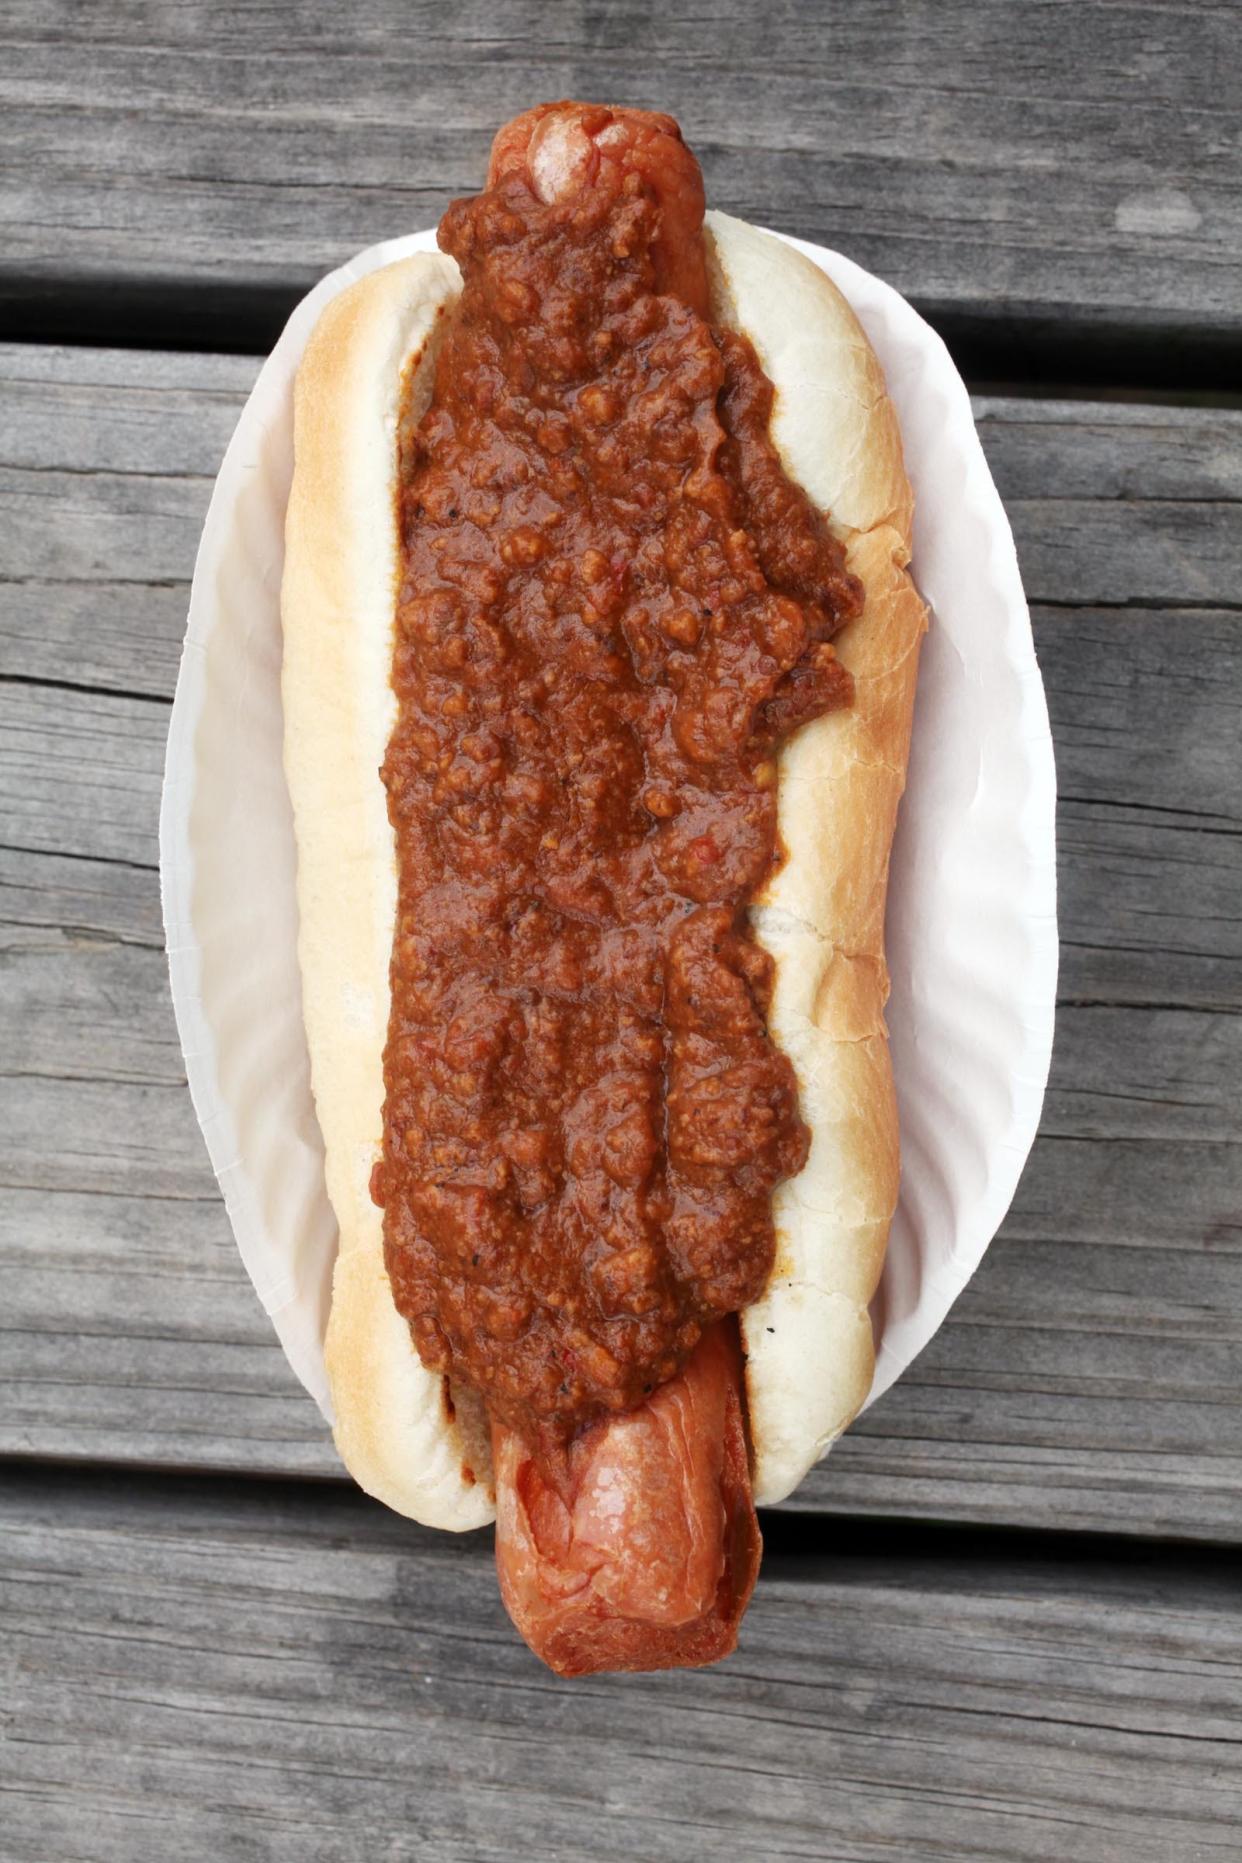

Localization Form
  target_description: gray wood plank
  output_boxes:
[0,842,163,948]
[0,683,166,868]
[0,344,252,699]
[1,3,1240,344]
[1,346,1240,1540]
[2,1469,1240,1863]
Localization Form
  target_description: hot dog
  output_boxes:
[282,102,925,1675]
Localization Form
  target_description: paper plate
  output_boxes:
[160,226,1058,1431]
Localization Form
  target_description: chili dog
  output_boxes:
[282,103,926,1675]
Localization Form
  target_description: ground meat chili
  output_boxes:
[371,112,864,1471]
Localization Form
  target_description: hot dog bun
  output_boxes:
[283,253,492,1531]
[708,215,926,1504]
[282,213,924,1528]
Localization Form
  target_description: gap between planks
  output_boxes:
[5,276,1242,406]
[5,1454,1242,1569]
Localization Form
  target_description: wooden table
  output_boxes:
[3,6,1240,1856]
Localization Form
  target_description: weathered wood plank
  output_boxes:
[5,1128,1240,1534]
[5,348,1241,698]
[2,1470,1240,1863]
[6,930,1236,1528]
[9,911,1240,1118]
[2,346,1240,1536]
[0,1188,331,1474]
[5,607,1239,1011]
[0,683,166,868]
[1,3,1240,354]
[0,842,163,948]
[0,345,251,698]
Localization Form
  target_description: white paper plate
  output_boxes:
[160,226,1058,1432]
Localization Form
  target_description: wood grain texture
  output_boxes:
[1,2,1240,350]
[0,344,251,698]
[2,347,1240,1537]
[2,1468,1241,1863]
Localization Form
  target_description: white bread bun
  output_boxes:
[281,212,925,1528]
[283,254,492,1531]
[707,214,926,1503]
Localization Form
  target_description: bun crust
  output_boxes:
[283,255,492,1530]
[706,213,925,1503]
[282,220,925,1523]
